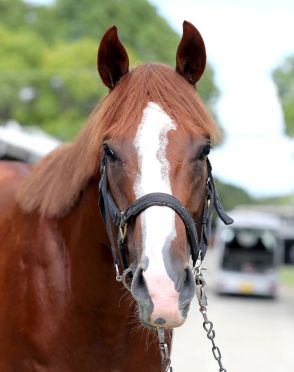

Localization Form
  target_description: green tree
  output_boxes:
[37,0,180,64]
[0,25,45,126]
[36,0,220,118]
[273,56,294,137]
[0,0,219,140]
[215,179,253,211]
[0,0,30,30]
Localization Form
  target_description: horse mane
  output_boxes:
[17,64,218,217]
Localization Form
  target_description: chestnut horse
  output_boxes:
[0,21,225,371]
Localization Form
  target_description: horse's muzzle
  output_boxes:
[131,265,195,328]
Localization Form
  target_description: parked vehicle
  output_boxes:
[213,210,283,297]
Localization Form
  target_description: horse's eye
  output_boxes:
[103,144,117,161]
[198,143,211,160]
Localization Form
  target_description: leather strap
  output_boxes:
[98,157,121,270]
[207,159,234,225]
[121,192,199,263]
[98,154,233,270]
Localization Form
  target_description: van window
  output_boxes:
[222,228,277,272]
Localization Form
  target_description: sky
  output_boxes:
[149,0,294,198]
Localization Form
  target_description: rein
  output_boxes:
[98,152,233,371]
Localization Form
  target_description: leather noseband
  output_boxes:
[98,153,233,278]
[99,154,233,276]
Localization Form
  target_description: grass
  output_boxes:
[280,266,294,288]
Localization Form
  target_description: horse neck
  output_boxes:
[58,178,128,318]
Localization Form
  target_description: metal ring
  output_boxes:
[121,268,133,291]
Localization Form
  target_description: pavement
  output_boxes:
[171,250,294,372]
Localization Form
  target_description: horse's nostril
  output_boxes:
[136,267,145,286]
[131,266,154,322]
[131,266,146,293]
[131,266,152,300]
[154,317,166,325]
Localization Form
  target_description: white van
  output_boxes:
[213,210,283,298]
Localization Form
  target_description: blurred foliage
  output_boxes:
[273,56,294,137]
[214,178,294,212]
[215,179,253,211]
[0,0,219,140]
[280,267,294,288]
[255,194,294,206]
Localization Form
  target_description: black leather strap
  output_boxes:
[98,157,121,269]
[98,154,233,270]
[121,192,199,263]
[207,159,234,225]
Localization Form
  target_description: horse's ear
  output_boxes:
[97,26,129,89]
[176,21,206,85]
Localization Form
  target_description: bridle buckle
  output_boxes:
[119,220,128,242]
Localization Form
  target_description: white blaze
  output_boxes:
[134,102,181,324]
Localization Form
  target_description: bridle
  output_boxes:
[98,152,233,280]
[98,151,233,372]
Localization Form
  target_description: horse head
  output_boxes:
[96,21,226,329]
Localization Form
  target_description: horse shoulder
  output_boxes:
[0,164,70,367]
[0,160,32,180]
[0,161,32,212]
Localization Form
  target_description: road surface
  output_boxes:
[171,252,294,372]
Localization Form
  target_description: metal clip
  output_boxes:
[114,262,122,282]
[157,328,172,372]
[158,328,165,344]
[193,254,208,310]
[192,251,203,279]
[194,259,228,371]
[195,276,208,310]
[119,213,128,242]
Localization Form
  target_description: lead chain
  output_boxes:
[194,261,227,372]
[157,328,173,372]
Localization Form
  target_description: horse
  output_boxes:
[0,21,232,371]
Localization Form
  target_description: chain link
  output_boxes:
[157,328,173,372]
[194,259,227,372]
[156,259,227,372]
